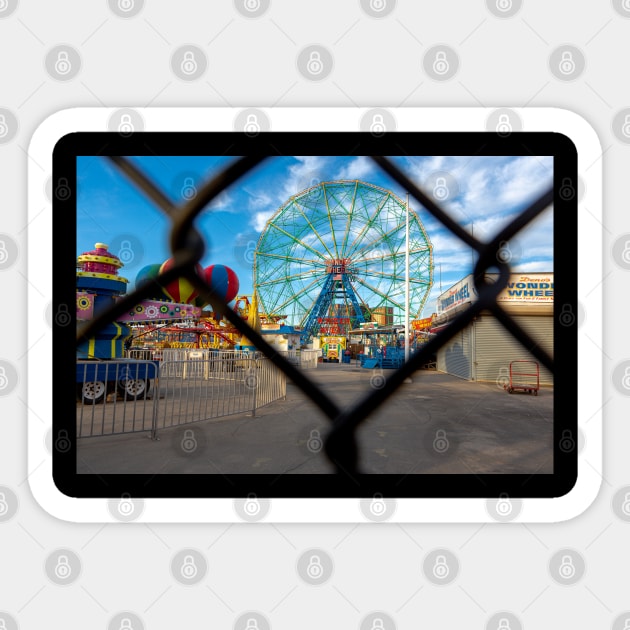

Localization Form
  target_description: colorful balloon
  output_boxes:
[135,264,162,297]
[203,264,240,304]
[158,258,203,303]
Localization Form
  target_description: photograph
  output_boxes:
[67,143,564,493]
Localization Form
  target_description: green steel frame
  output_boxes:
[254,180,434,337]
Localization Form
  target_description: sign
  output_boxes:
[411,315,436,331]
[437,273,554,314]
[261,323,280,330]
[498,273,554,303]
[437,274,475,314]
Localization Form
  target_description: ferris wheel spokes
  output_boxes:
[254,181,433,342]
[292,199,337,259]
[265,273,328,318]
[343,192,391,256]
[267,221,329,261]
[353,275,406,313]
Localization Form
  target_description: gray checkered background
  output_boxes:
[0,0,626,628]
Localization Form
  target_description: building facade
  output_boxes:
[433,273,554,386]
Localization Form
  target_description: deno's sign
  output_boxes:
[498,273,554,303]
[438,273,554,314]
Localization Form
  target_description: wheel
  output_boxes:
[77,381,107,404]
[507,387,514,394]
[255,180,434,343]
[117,377,150,400]
[533,389,538,396]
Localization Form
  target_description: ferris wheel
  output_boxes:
[254,180,434,341]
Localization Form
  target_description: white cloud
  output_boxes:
[335,156,374,181]
[247,156,330,233]
[252,209,276,232]
[512,260,554,272]
[207,190,234,212]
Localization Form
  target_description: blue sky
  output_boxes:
[77,153,554,318]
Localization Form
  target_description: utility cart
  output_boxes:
[505,360,540,395]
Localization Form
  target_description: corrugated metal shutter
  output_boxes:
[437,323,473,380]
[473,314,553,385]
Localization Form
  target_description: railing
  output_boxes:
[76,352,286,438]
[277,349,320,369]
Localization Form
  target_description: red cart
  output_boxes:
[505,360,540,395]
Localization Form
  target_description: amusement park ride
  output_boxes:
[75,243,245,402]
[254,180,434,346]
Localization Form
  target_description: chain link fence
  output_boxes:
[76,153,555,477]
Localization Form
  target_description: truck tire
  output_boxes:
[117,377,150,401]
[77,381,107,404]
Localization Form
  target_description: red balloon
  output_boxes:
[158,258,203,303]
[203,264,240,304]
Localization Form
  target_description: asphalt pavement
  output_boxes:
[77,363,553,476]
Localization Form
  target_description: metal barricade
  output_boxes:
[77,353,285,438]
[76,359,159,438]
[156,354,286,431]
[277,349,319,369]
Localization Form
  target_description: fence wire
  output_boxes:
[76,153,555,479]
